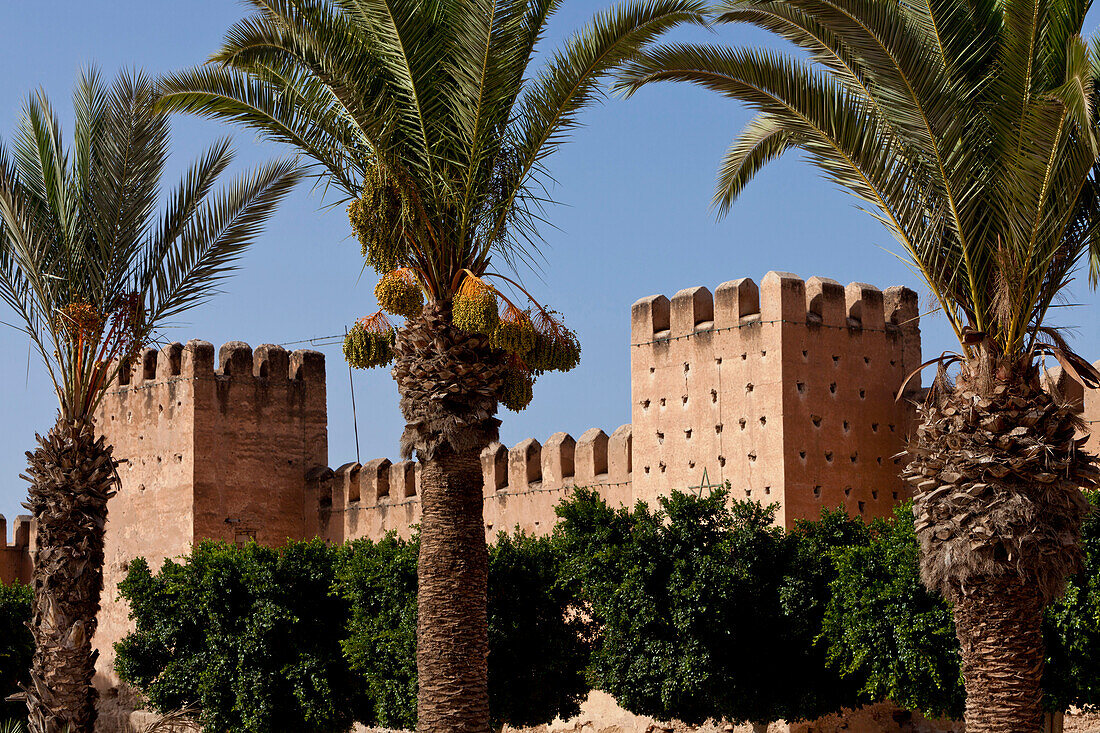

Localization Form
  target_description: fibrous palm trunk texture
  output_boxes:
[22,417,117,733]
[905,360,1097,732]
[394,301,506,733]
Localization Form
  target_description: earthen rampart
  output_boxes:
[310,425,634,542]
[0,514,33,585]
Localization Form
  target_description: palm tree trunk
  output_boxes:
[22,416,116,733]
[417,448,490,733]
[905,362,1096,733]
[392,300,506,733]
[952,574,1044,732]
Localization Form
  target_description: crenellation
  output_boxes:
[715,278,760,328]
[845,282,885,330]
[631,294,670,342]
[333,462,360,513]
[141,347,158,383]
[576,429,609,481]
[482,443,508,492]
[218,341,253,377]
[392,461,416,499]
[361,458,392,502]
[671,286,713,337]
[760,271,805,324]
[183,339,216,379]
[156,343,183,380]
[253,344,290,380]
[542,433,576,487]
[509,438,542,491]
[806,277,846,326]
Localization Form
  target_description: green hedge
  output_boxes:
[0,582,32,726]
[93,487,1100,731]
[116,531,588,733]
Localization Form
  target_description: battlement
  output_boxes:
[631,272,920,526]
[108,340,325,392]
[632,272,919,344]
[0,514,34,585]
[310,426,634,542]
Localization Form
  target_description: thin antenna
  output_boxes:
[346,327,361,464]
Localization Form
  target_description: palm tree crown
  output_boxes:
[0,69,301,420]
[620,0,1100,369]
[157,0,705,307]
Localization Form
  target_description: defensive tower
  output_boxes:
[630,272,922,526]
[92,339,327,688]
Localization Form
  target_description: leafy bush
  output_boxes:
[336,531,589,730]
[821,503,965,719]
[1041,490,1100,713]
[555,486,856,727]
[0,583,32,725]
[115,540,363,733]
[119,531,589,732]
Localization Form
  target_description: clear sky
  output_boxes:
[2,2,1098,524]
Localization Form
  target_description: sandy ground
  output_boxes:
[116,689,1100,732]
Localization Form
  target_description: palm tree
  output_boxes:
[0,69,300,733]
[155,1,704,730]
[617,0,1100,729]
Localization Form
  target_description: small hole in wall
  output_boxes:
[844,487,852,497]
[741,353,748,360]
[825,451,834,462]
[684,362,690,373]
[843,420,850,432]
[657,432,664,443]
[746,382,754,392]
[764,486,771,495]
[858,501,866,513]
[871,423,879,432]
[850,453,858,463]
[797,382,805,394]
[864,356,871,364]
[893,491,899,500]
[802,350,808,359]
[689,460,695,469]
[650,367,655,373]
[748,451,757,462]
[746,489,752,497]
[760,350,767,357]
[893,457,901,465]
[872,490,879,500]
[718,455,726,467]
[711,389,718,403]
[889,424,896,432]
[642,399,651,409]
[739,417,747,430]
[684,429,692,440]
[811,415,822,427]
[716,357,723,365]
[813,486,822,498]
[829,382,837,394]
[799,450,806,459]
[644,466,651,474]
[759,416,767,426]
[877,457,883,465]
[890,359,896,367]
[715,424,723,434]
[660,398,666,407]
[659,462,666,473]
[859,389,866,399]
[832,355,840,365]
[682,395,688,405]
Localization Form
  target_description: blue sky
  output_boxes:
[2,1,1099,524]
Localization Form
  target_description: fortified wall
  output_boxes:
[2,269,1099,703]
